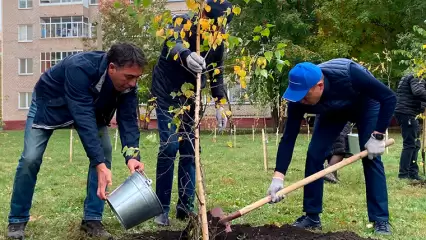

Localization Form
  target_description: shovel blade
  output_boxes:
[208,207,232,233]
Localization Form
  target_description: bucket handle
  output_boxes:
[139,170,153,186]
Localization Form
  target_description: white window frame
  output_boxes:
[40,16,90,39]
[18,58,34,75]
[18,25,33,42]
[89,0,98,5]
[18,0,33,9]
[40,0,82,5]
[40,50,83,73]
[18,92,33,110]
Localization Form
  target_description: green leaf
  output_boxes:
[256,0,262,3]
[145,133,157,143]
[127,6,136,17]
[243,0,250,3]
[260,28,270,37]
[264,51,273,63]
[260,69,268,78]
[253,35,261,41]
[113,1,122,8]
[133,0,141,6]
[168,123,172,129]
[276,62,284,72]
[277,43,287,50]
[142,0,152,7]
[181,82,195,93]
[253,26,262,33]
[166,40,176,49]
[284,60,291,66]
[266,24,275,28]
[170,92,177,99]
[274,50,281,59]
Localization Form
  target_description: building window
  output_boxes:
[19,58,33,75]
[40,0,82,4]
[18,92,33,109]
[18,25,33,42]
[41,51,82,72]
[19,0,33,8]
[40,16,89,38]
[90,0,98,4]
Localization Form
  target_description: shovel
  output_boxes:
[210,138,395,229]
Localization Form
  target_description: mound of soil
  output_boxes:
[121,224,376,240]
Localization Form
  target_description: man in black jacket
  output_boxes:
[7,43,146,240]
[394,74,426,180]
[151,0,233,226]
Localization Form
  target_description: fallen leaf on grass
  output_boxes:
[29,215,43,221]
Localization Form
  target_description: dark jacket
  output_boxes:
[151,14,227,109]
[275,58,397,174]
[394,75,426,117]
[32,51,140,167]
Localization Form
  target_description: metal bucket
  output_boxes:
[106,171,163,230]
[347,133,361,155]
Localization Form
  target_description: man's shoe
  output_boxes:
[154,213,170,226]
[80,220,113,240]
[292,215,322,230]
[409,175,424,181]
[374,221,391,235]
[7,222,27,239]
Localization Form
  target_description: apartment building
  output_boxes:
[1,0,271,130]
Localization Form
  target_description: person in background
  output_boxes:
[216,104,228,133]
[323,122,353,183]
[394,74,426,181]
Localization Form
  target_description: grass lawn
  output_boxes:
[0,129,425,240]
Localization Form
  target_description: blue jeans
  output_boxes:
[8,100,112,223]
[304,100,389,222]
[155,107,196,214]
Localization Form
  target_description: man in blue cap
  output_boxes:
[266,58,396,235]
[150,0,233,226]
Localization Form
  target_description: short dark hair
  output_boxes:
[107,42,147,69]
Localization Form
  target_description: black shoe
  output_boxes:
[292,215,322,230]
[409,175,424,181]
[80,220,113,240]
[374,221,391,235]
[7,222,27,239]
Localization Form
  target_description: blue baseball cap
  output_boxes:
[283,62,323,102]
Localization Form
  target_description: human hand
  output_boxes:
[267,173,285,203]
[364,133,385,160]
[186,52,206,73]
[96,163,112,200]
[127,159,144,174]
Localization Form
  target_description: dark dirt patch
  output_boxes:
[120,224,377,240]
[409,180,426,187]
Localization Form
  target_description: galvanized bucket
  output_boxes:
[106,171,163,230]
[347,133,361,155]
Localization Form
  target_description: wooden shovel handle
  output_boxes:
[219,138,395,224]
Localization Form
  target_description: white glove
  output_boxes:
[267,177,285,203]
[186,52,206,73]
[364,133,385,160]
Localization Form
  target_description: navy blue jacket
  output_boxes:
[275,58,396,174]
[32,51,140,167]
[151,14,226,109]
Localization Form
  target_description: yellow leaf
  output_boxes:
[214,68,221,75]
[174,17,183,27]
[173,53,179,61]
[220,0,225,3]
[180,30,186,39]
[178,136,183,142]
[145,116,150,123]
[232,6,241,15]
[227,141,233,148]
[186,105,191,111]
[222,33,229,39]
[244,93,249,100]
[183,40,190,48]
[225,110,232,116]
[167,29,174,37]
[140,115,145,121]
[154,15,162,23]
[212,25,217,31]
[200,18,210,31]
[186,0,198,11]
[234,65,241,73]
[220,98,227,105]
[423,44,426,50]
[183,21,192,31]
[156,28,164,37]
[205,4,211,12]
[240,79,247,89]
[237,70,246,77]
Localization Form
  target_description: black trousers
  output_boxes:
[395,113,421,178]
